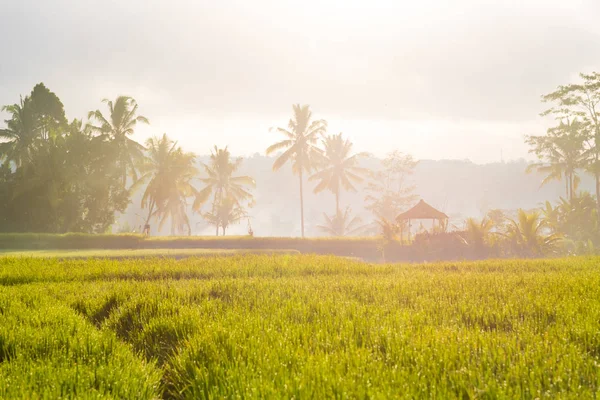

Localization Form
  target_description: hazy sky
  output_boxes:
[1,0,599,163]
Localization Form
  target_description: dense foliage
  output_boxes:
[1,255,599,398]
[0,85,255,235]
[0,85,129,233]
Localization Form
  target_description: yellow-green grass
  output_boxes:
[0,233,379,249]
[1,255,599,398]
[0,248,299,259]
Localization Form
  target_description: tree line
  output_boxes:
[0,85,255,235]
[458,72,600,257]
[0,85,417,236]
[2,73,598,251]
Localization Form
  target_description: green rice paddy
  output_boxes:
[1,255,599,398]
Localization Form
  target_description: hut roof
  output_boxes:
[396,200,448,221]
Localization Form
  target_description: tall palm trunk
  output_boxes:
[335,190,340,215]
[596,171,600,211]
[595,131,600,212]
[145,199,155,225]
[594,133,600,211]
[212,191,221,237]
[299,169,305,238]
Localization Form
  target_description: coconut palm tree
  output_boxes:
[193,146,254,236]
[309,133,368,214]
[202,195,246,236]
[526,119,587,200]
[194,146,255,211]
[0,97,38,168]
[463,217,495,254]
[503,209,561,257]
[555,192,599,243]
[317,207,366,237]
[540,201,560,234]
[87,96,149,187]
[135,134,197,235]
[266,104,327,237]
[486,209,507,232]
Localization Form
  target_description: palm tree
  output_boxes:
[317,207,366,237]
[503,209,561,257]
[526,119,587,200]
[266,104,327,237]
[194,146,255,209]
[309,133,368,214]
[463,217,494,252]
[87,96,149,187]
[135,134,197,236]
[540,201,560,234]
[486,209,507,232]
[193,146,255,235]
[555,192,599,244]
[202,195,246,236]
[0,97,38,168]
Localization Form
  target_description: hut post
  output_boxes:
[400,221,403,244]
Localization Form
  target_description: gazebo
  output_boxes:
[396,199,449,242]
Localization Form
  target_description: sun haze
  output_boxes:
[1,0,599,162]
[4,2,600,398]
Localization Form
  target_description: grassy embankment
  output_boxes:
[0,248,299,259]
[0,233,381,259]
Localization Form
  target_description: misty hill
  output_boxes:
[116,155,591,237]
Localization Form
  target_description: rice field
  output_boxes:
[1,254,599,398]
[0,248,299,259]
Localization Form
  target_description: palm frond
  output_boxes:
[266,140,293,155]
[230,175,256,187]
[272,147,295,171]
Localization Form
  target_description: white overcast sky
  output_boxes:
[1,0,599,163]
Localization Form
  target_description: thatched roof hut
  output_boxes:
[396,199,448,221]
[396,200,448,241]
